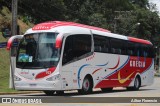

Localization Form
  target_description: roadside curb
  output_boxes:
[0,91,42,95]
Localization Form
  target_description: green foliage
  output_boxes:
[0,0,160,43]
[0,33,12,92]
[131,0,149,8]
[0,32,18,92]
[115,5,160,44]
[0,6,11,29]
[18,0,66,23]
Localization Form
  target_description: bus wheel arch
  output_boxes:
[78,74,93,94]
[127,74,141,91]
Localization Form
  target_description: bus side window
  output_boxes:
[93,34,110,53]
[62,36,73,65]
[143,44,148,57]
[62,34,91,65]
[127,42,136,56]
[140,44,147,57]
[73,35,91,58]
[134,43,139,56]
[110,38,126,55]
[147,45,154,58]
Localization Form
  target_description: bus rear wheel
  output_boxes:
[78,76,93,94]
[43,91,55,96]
[56,91,64,95]
[127,76,141,91]
[101,87,113,92]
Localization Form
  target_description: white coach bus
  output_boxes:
[7,21,154,95]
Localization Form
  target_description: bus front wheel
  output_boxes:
[78,76,93,94]
[43,90,55,96]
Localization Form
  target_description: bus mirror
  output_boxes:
[7,35,23,50]
[1,28,11,38]
[55,34,63,48]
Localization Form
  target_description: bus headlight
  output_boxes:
[46,74,60,81]
[14,75,21,81]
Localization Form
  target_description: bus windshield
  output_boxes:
[16,32,59,69]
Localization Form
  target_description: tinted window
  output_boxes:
[127,42,154,57]
[127,42,140,56]
[139,44,147,57]
[94,35,110,53]
[110,39,126,55]
[62,34,91,65]
[147,45,154,58]
[127,42,134,55]
[62,35,73,65]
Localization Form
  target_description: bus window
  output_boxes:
[139,44,148,57]
[62,34,91,65]
[93,34,110,53]
[127,42,139,56]
[110,38,126,55]
[147,45,154,58]
[62,36,74,65]
[143,45,148,57]
[73,35,91,58]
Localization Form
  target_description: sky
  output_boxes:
[149,0,160,13]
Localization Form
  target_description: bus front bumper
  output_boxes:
[14,80,62,91]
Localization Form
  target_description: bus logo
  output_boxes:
[118,71,134,84]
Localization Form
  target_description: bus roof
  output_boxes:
[32,21,110,32]
[128,36,152,45]
[31,21,152,45]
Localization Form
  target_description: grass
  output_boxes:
[0,33,18,92]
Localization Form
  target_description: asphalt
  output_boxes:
[0,75,160,95]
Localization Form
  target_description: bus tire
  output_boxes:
[101,87,113,92]
[78,76,93,94]
[127,76,141,91]
[56,91,64,95]
[43,91,55,96]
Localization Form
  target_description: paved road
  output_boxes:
[0,77,160,106]
[1,77,160,97]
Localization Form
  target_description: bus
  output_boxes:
[7,21,155,95]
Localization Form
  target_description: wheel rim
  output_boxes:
[83,78,90,91]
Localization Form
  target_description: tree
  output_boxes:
[18,0,66,23]
[130,0,149,8]
[1,0,160,45]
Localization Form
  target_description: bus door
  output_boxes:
[61,35,74,90]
